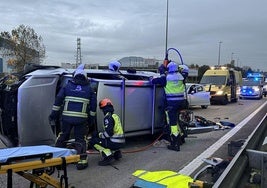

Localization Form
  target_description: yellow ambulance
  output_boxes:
[199,66,242,105]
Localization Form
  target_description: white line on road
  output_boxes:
[178,101,267,176]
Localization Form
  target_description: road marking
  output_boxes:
[178,101,267,176]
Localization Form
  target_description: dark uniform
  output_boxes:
[89,98,125,166]
[152,62,188,151]
[49,64,97,170]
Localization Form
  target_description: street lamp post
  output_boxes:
[231,52,234,61]
[218,41,222,65]
[165,0,169,55]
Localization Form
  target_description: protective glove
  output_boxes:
[149,76,154,84]
[98,132,105,139]
[158,64,167,75]
[88,115,96,128]
[48,112,58,134]
[49,112,58,124]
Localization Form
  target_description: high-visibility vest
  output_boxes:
[165,73,185,101]
[132,170,193,188]
[102,113,125,143]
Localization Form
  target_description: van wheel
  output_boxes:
[221,96,228,105]
[201,105,208,109]
[231,98,237,103]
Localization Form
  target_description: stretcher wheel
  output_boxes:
[60,175,68,188]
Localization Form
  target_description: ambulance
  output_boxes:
[199,66,242,105]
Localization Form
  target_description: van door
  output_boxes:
[229,70,237,102]
[18,75,59,146]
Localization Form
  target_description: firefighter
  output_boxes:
[151,61,188,151]
[108,60,126,80]
[49,64,97,170]
[108,60,121,72]
[89,98,125,166]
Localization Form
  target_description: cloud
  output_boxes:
[1,0,266,71]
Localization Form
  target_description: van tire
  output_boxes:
[221,96,228,105]
[231,98,238,103]
[201,105,208,109]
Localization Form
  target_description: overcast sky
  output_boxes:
[1,0,266,71]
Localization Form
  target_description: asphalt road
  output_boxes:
[1,98,266,188]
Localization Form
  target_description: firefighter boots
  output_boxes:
[113,150,122,160]
[167,135,180,152]
[76,154,88,170]
[98,152,114,166]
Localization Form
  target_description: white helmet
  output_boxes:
[167,61,178,73]
[108,61,121,71]
[178,64,189,74]
[74,64,87,78]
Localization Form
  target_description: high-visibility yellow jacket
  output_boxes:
[132,170,193,188]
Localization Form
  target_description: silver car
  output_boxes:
[186,83,211,109]
[0,66,166,146]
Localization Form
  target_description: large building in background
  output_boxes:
[0,37,10,74]
[0,56,10,74]
[119,56,160,68]
[61,56,160,70]
[0,36,40,74]
[61,62,99,69]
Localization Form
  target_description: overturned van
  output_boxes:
[0,66,165,147]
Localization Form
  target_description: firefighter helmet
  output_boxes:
[167,61,178,73]
[74,64,87,79]
[178,64,189,74]
[99,98,113,109]
[178,64,189,78]
[108,61,121,71]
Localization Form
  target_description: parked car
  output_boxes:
[239,80,263,99]
[186,83,210,109]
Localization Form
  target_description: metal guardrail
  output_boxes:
[213,113,267,188]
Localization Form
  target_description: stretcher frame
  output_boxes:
[0,147,80,188]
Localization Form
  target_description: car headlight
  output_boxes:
[216,90,223,95]
[253,86,260,91]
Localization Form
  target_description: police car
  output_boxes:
[239,80,263,99]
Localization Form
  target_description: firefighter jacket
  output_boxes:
[51,80,97,124]
[99,111,125,144]
[132,170,194,188]
[165,72,185,101]
[152,72,185,101]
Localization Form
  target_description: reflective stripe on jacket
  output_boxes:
[52,80,97,123]
[102,113,125,143]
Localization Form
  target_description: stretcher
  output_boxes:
[0,145,81,188]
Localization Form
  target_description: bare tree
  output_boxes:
[0,25,45,72]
